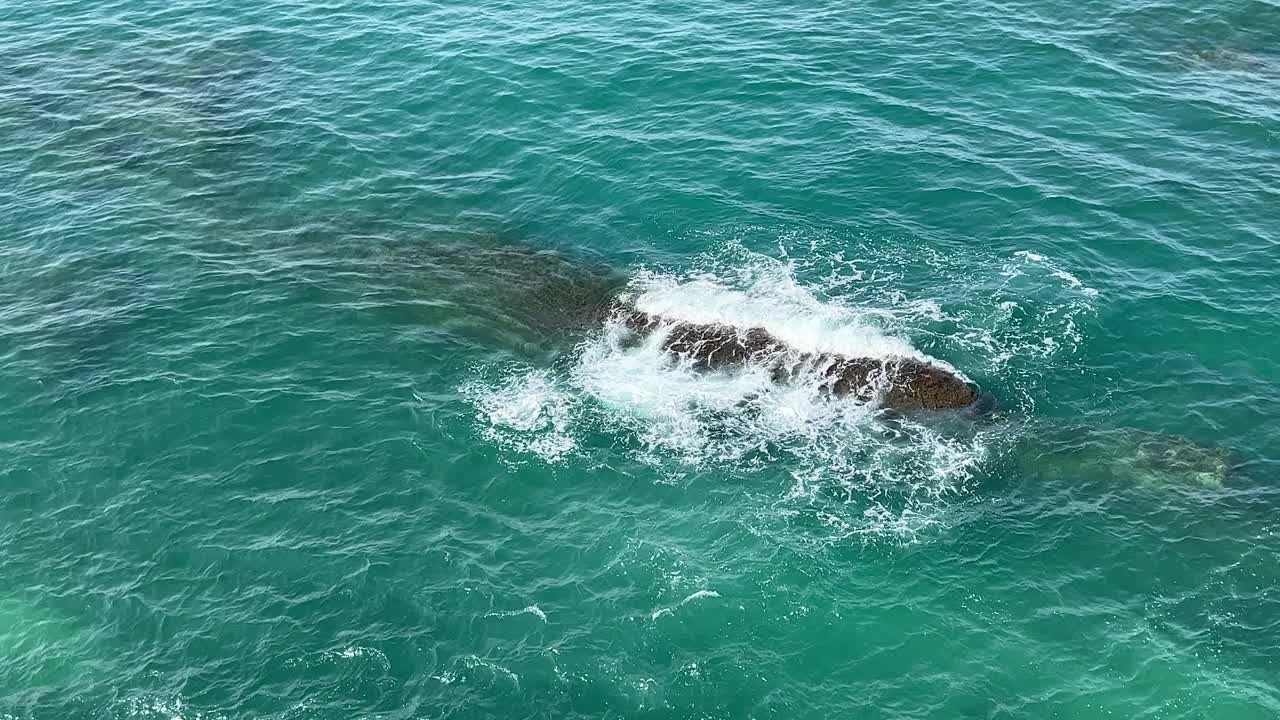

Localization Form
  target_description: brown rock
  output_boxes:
[618,309,981,411]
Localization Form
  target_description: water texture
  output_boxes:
[1,0,1278,718]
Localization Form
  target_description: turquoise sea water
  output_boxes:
[2,0,1279,717]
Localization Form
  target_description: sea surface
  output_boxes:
[2,0,1279,718]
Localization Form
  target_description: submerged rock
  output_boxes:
[1024,427,1233,488]
[618,308,983,412]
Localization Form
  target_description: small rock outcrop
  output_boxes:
[620,309,982,412]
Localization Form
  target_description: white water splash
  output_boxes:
[626,266,927,362]
[463,240,1093,539]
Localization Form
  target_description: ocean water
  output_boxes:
[2,0,1279,717]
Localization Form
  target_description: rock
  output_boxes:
[1025,426,1233,488]
[619,309,982,412]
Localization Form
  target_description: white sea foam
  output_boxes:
[567,264,982,488]
[651,589,722,620]
[330,645,391,670]
[462,370,576,463]
[459,655,521,688]
[117,694,226,720]
[485,604,548,622]
[463,240,1095,539]
[1012,249,1099,298]
[626,266,928,363]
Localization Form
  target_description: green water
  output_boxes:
[2,0,1279,717]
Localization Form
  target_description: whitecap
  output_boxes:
[650,590,722,620]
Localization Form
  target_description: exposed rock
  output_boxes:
[620,309,982,412]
